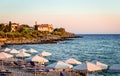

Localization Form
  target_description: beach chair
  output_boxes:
[13,61,19,66]
[47,69,54,72]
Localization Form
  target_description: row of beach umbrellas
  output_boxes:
[0,51,107,71]
[1,49,118,70]
[1,47,52,64]
[0,51,51,69]
[2,47,52,57]
[4,48,38,54]
[45,61,107,71]
[0,51,102,71]
[0,48,120,75]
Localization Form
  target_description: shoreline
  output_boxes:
[0,35,82,47]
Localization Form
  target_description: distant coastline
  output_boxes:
[0,21,81,47]
[1,34,120,47]
[0,34,81,47]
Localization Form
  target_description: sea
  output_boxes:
[3,34,120,76]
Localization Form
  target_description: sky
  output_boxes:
[0,0,120,34]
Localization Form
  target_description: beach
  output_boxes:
[0,34,120,76]
[0,0,120,75]
[0,60,80,76]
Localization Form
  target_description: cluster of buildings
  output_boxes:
[1,21,54,32]
[1,23,19,32]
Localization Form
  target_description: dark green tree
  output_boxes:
[34,25,38,30]
[0,31,5,38]
[53,28,66,36]
[21,24,29,28]
[54,28,65,33]
[18,26,24,32]
[3,25,9,32]
[8,21,12,32]
[0,23,6,31]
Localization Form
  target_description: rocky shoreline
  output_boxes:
[0,35,82,47]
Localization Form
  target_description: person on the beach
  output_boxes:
[60,72,64,76]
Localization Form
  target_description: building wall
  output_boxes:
[11,23,19,32]
[37,24,53,32]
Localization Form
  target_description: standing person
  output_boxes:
[60,72,64,76]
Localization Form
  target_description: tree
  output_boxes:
[18,26,24,32]
[3,25,9,32]
[53,28,66,36]
[54,28,65,33]
[21,24,29,28]
[0,31,5,38]
[8,21,12,32]
[6,32,14,38]
[0,23,6,31]
[34,25,38,30]
[18,24,30,32]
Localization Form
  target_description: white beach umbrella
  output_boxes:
[16,51,31,58]
[25,55,48,64]
[64,58,82,65]
[93,61,108,70]
[27,48,38,53]
[9,49,19,54]
[3,48,11,52]
[109,64,120,72]
[0,52,13,69]
[46,61,73,70]
[19,48,27,52]
[39,51,52,56]
[73,61,102,72]
[25,55,48,76]
[0,52,13,59]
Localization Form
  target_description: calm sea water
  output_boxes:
[4,34,120,76]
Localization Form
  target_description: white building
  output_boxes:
[11,23,19,32]
[35,22,53,32]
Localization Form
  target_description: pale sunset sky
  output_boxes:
[0,0,120,34]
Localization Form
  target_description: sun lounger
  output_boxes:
[48,69,54,72]
[0,70,12,75]
[54,69,63,72]
[64,68,72,72]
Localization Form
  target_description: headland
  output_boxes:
[0,21,81,47]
